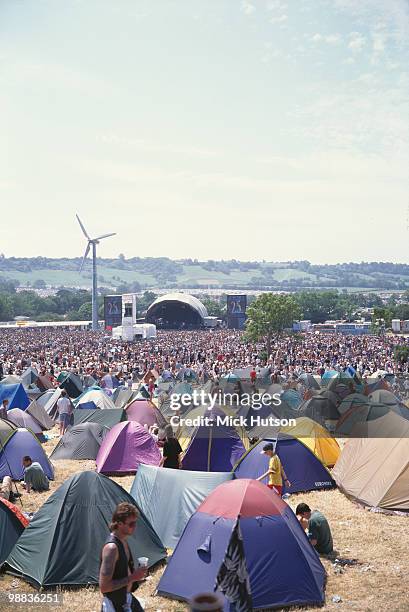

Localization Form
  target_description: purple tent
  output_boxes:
[125,400,166,429]
[0,428,54,480]
[158,479,325,609]
[96,421,161,474]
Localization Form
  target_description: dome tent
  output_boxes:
[333,412,409,511]
[125,399,167,429]
[233,435,335,494]
[158,479,325,609]
[50,423,106,461]
[74,387,116,410]
[130,464,233,549]
[177,405,249,472]
[281,417,340,467]
[6,408,44,437]
[6,471,166,587]
[0,428,54,480]
[0,498,29,565]
[96,421,161,474]
[0,383,30,410]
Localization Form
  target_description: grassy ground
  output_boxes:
[1,432,408,611]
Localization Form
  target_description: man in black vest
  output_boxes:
[99,503,147,611]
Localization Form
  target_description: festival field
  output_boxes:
[0,433,407,612]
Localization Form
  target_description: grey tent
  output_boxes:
[130,465,233,549]
[0,498,28,565]
[72,408,125,429]
[21,367,39,388]
[6,471,166,587]
[50,423,106,460]
[6,408,44,436]
[26,400,55,430]
[0,419,17,447]
[112,387,136,409]
[36,388,62,418]
[59,373,83,399]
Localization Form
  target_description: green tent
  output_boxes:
[72,408,126,429]
[6,471,166,587]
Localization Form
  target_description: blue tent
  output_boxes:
[0,384,30,410]
[158,479,325,610]
[0,428,54,480]
[178,407,248,472]
[233,435,335,493]
[130,465,233,549]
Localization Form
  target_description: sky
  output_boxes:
[1,0,408,263]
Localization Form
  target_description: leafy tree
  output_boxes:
[395,345,409,363]
[201,298,224,318]
[245,293,301,355]
[78,302,92,319]
[0,294,14,321]
[33,279,46,289]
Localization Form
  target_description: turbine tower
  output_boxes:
[76,214,116,331]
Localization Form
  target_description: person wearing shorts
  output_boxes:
[56,389,72,436]
[256,443,291,496]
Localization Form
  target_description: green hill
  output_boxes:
[1,256,409,291]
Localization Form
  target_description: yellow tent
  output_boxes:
[281,417,340,467]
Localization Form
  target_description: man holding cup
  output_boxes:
[99,502,148,612]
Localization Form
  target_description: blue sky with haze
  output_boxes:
[1,0,408,262]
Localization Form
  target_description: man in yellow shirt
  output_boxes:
[257,443,291,496]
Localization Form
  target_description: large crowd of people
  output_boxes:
[1,327,409,387]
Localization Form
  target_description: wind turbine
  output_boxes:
[76,214,116,331]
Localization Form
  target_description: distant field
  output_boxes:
[2,259,409,290]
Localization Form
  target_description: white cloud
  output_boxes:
[311,33,341,44]
[270,13,288,24]
[348,31,367,52]
[241,1,256,15]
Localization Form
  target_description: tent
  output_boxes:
[36,374,55,391]
[74,387,116,410]
[158,479,325,609]
[281,417,340,467]
[301,392,339,425]
[0,428,54,480]
[58,373,83,398]
[333,412,409,511]
[177,406,249,472]
[125,399,167,429]
[36,388,62,418]
[26,400,55,430]
[233,436,335,494]
[112,386,136,409]
[0,498,29,565]
[21,367,39,388]
[6,471,166,587]
[50,423,106,461]
[96,421,161,474]
[72,408,125,429]
[281,388,303,410]
[0,419,17,448]
[0,384,30,410]
[6,409,44,438]
[335,402,390,435]
[298,372,320,390]
[130,465,233,549]
[337,393,370,415]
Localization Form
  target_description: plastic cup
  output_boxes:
[138,556,149,567]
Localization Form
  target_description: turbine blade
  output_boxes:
[76,214,90,240]
[79,242,91,274]
[94,232,116,241]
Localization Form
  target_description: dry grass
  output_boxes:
[1,429,408,611]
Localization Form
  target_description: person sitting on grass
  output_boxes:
[21,455,49,493]
[295,502,333,556]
